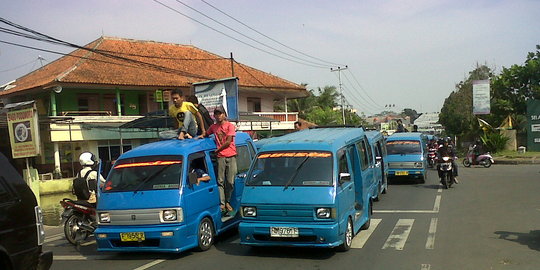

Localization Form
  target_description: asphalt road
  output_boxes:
[45,164,540,270]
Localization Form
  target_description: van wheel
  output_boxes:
[197,217,215,251]
[361,201,372,230]
[337,218,353,252]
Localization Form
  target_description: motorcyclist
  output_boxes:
[436,138,459,183]
[472,139,484,161]
[76,152,106,206]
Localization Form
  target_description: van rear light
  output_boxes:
[35,206,46,245]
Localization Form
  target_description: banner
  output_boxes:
[526,99,540,151]
[193,77,239,121]
[473,80,490,115]
[7,105,41,158]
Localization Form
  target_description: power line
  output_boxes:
[345,68,384,108]
[341,72,383,111]
[175,0,332,68]
[0,57,38,72]
[153,0,330,69]
[200,0,344,67]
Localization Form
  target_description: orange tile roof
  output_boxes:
[0,36,306,96]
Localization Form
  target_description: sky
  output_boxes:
[1,0,539,116]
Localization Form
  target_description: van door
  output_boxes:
[337,148,355,228]
[231,143,255,210]
[356,140,372,202]
[183,152,219,222]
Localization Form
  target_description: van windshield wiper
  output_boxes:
[283,156,310,191]
[133,164,175,193]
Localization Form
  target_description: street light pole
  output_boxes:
[331,66,348,124]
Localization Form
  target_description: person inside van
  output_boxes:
[189,158,211,185]
[198,108,237,214]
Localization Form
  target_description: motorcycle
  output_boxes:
[437,156,455,189]
[427,147,437,168]
[463,149,494,168]
[60,198,96,245]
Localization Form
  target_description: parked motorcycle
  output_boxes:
[463,149,494,168]
[437,156,454,189]
[60,198,96,245]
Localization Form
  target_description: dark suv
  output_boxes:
[0,152,52,270]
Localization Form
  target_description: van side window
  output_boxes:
[356,141,369,171]
[365,139,374,166]
[338,149,350,182]
[187,152,209,184]
[236,145,252,174]
[0,177,16,204]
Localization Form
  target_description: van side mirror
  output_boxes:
[339,172,351,184]
[188,172,198,185]
[237,173,247,179]
[375,156,382,161]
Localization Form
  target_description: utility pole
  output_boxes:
[230,52,235,77]
[331,65,348,124]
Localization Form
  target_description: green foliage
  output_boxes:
[479,132,510,154]
[275,85,366,126]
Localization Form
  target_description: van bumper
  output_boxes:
[239,221,341,248]
[388,169,425,178]
[95,224,191,253]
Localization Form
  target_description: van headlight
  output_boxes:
[414,162,423,168]
[160,208,183,223]
[242,206,257,217]
[316,207,335,219]
[99,212,110,223]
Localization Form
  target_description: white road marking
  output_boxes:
[374,210,438,214]
[133,259,166,270]
[54,255,102,260]
[44,234,64,243]
[382,219,414,250]
[437,187,443,193]
[351,218,382,248]
[421,264,431,270]
[432,195,441,212]
[425,218,438,249]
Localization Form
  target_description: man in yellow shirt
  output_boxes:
[168,90,206,140]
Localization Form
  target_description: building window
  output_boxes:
[78,98,89,111]
[247,97,261,112]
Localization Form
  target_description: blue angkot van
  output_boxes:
[239,127,376,251]
[95,132,256,253]
[386,132,428,183]
[365,130,389,200]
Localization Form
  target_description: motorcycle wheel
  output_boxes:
[482,159,492,168]
[462,158,471,167]
[64,215,88,245]
[447,174,453,188]
[441,175,448,189]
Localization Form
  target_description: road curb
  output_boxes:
[494,158,539,165]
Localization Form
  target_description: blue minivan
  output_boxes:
[95,132,256,253]
[365,130,389,200]
[239,127,376,251]
[386,132,428,183]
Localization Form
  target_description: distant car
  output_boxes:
[0,152,53,270]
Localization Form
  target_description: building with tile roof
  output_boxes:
[0,37,308,178]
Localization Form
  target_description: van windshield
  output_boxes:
[246,151,333,186]
[104,155,183,192]
[386,140,422,155]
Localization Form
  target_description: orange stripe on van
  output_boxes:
[114,160,182,169]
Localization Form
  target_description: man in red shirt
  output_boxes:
[198,108,237,214]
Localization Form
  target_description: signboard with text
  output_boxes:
[193,77,239,121]
[7,106,41,158]
[526,99,540,151]
[473,80,490,115]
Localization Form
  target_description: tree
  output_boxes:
[402,108,421,123]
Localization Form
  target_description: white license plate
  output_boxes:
[270,227,299,237]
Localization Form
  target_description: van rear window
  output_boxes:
[104,155,183,192]
[246,151,333,186]
[386,140,422,155]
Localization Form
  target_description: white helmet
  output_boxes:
[79,152,96,166]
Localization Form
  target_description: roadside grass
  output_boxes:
[493,150,540,159]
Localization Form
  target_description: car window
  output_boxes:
[356,140,369,171]
[187,152,209,184]
[338,149,350,182]
[236,145,252,174]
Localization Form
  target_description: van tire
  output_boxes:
[337,218,353,252]
[361,201,372,230]
[197,217,215,251]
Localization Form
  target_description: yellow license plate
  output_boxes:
[395,171,409,176]
[120,232,145,242]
